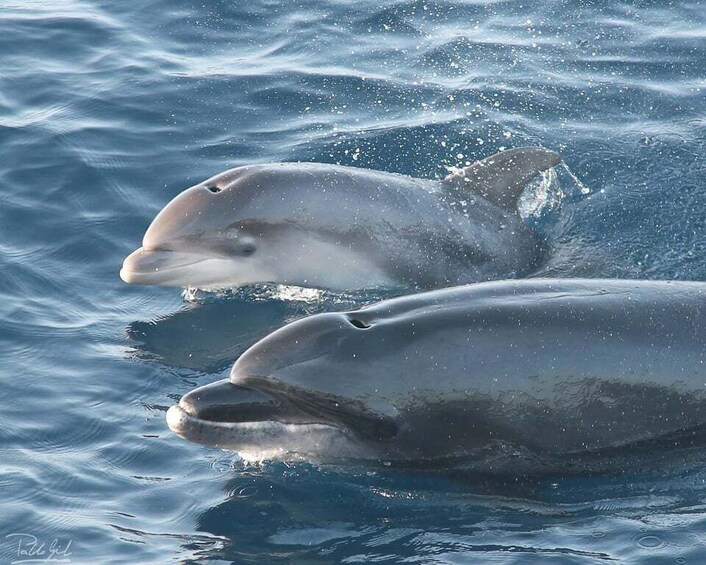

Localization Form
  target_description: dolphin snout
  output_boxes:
[178,379,276,423]
[120,247,159,283]
[119,246,207,285]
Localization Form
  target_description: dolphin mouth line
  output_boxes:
[120,247,212,283]
[166,402,369,462]
[142,252,210,271]
[166,403,343,448]
[166,377,398,448]
[176,389,302,425]
[167,380,346,438]
[166,403,319,432]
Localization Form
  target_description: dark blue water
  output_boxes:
[2,1,706,563]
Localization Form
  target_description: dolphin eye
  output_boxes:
[348,318,370,329]
[205,185,222,193]
[240,242,256,256]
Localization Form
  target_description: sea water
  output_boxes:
[1,0,705,563]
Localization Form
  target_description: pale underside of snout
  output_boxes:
[166,403,354,460]
[120,246,227,287]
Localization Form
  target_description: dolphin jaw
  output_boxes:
[166,402,359,460]
[166,378,370,459]
[120,246,246,287]
[120,246,207,284]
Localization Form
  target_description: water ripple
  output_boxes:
[2,0,706,563]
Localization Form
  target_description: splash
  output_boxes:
[256,284,329,304]
[519,163,592,219]
[181,283,382,310]
[518,167,562,218]
[566,166,591,196]
[180,284,329,304]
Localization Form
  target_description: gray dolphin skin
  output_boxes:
[167,279,706,468]
[121,147,561,291]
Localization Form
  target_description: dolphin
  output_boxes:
[121,147,561,291]
[166,279,706,469]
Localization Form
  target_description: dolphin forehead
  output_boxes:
[142,183,227,250]
[141,165,265,249]
[229,310,413,410]
[230,312,362,383]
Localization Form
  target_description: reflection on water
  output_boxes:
[127,295,294,372]
[188,461,706,564]
[126,285,381,372]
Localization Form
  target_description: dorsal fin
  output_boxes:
[442,147,562,211]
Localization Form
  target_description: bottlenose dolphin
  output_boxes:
[121,147,561,291]
[167,279,706,469]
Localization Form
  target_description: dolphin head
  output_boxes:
[121,166,271,288]
[166,310,402,460]
[120,165,375,289]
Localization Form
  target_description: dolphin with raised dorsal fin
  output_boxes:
[120,147,561,291]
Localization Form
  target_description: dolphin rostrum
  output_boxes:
[121,147,561,291]
[167,279,706,470]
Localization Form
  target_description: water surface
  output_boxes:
[1,0,705,563]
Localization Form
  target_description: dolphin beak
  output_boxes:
[166,379,365,457]
[166,379,280,438]
[119,246,206,285]
[178,379,276,422]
